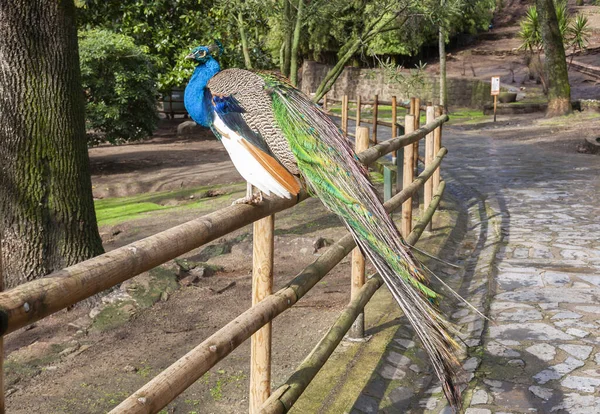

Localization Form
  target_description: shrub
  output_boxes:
[79,29,158,144]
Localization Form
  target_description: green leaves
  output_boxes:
[79,29,158,145]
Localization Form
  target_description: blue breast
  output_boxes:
[184,58,221,127]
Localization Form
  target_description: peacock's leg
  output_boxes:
[233,182,264,205]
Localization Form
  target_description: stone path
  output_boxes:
[444,127,600,414]
[340,117,600,413]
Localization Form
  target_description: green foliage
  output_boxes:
[518,0,590,52]
[77,0,274,91]
[79,29,158,144]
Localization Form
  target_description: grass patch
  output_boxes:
[94,182,245,226]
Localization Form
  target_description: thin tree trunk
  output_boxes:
[237,11,253,70]
[290,0,304,86]
[0,0,104,288]
[282,0,293,77]
[536,0,571,116]
[439,24,447,109]
[313,12,403,102]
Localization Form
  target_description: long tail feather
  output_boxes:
[261,73,464,408]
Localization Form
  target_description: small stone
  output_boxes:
[123,365,137,373]
[409,364,421,373]
[388,386,413,409]
[59,345,80,357]
[379,365,406,380]
[528,385,553,400]
[559,344,593,360]
[419,397,439,410]
[463,357,480,372]
[45,366,58,372]
[486,341,521,358]
[160,291,169,302]
[209,345,217,352]
[539,302,559,310]
[526,343,556,362]
[471,389,489,405]
[595,353,600,365]
[453,309,469,318]
[566,328,590,338]
[508,359,525,367]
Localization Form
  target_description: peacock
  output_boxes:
[184,43,463,408]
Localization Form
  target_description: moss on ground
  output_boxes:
[95,182,245,226]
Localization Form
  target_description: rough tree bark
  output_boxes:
[439,24,447,109]
[0,0,104,288]
[281,0,293,78]
[536,0,571,116]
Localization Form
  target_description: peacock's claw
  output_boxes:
[232,191,264,206]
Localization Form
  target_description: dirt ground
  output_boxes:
[4,3,600,413]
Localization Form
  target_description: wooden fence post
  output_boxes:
[424,105,435,232]
[342,95,348,137]
[402,115,415,238]
[250,216,274,413]
[433,105,443,194]
[413,98,421,171]
[349,127,369,339]
[391,96,397,162]
[372,94,378,145]
[356,96,361,127]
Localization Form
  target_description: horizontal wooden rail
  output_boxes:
[258,181,447,414]
[358,116,448,165]
[107,149,447,413]
[328,111,404,130]
[323,96,429,111]
[0,192,307,336]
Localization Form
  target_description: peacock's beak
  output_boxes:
[185,53,196,60]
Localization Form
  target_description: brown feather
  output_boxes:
[239,140,301,196]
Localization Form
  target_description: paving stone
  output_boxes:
[490,302,535,312]
[496,289,600,304]
[387,386,413,410]
[551,311,583,320]
[464,409,491,414]
[561,376,600,392]
[497,309,543,322]
[550,392,600,413]
[578,275,600,287]
[463,357,480,372]
[486,341,521,358]
[470,389,489,405]
[558,344,593,360]
[539,302,559,310]
[352,395,379,413]
[595,353,600,365]
[483,379,503,388]
[533,357,585,384]
[575,306,600,314]
[542,272,572,287]
[418,396,438,410]
[386,351,411,367]
[394,338,415,349]
[452,309,469,318]
[497,272,543,291]
[528,385,553,400]
[508,359,525,367]
[379,365,406,380]
[566,328,590,338]
[491,323,574,341]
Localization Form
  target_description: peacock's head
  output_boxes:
[186,43,223,64]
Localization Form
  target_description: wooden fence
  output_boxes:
[0,99,448,414]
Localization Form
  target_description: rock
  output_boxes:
[508,359,525,367]
[59,344,80,357]
[386,351,411,367]
[312,236,334,252]
[176,120,205,137]
[526,343,556,361]
[491,323,574,341]
[160,291,169,302]
[394,338,415,349]
[487,341,521,358]
[379,365,406,380]
[463,357,480,372]
[465,408,491,414]
[123,365,137,373]
[179,274,200,287]
[529,385,553,400]
[552,311,583,320]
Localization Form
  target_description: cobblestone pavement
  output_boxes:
[340,118,600,413]
[444,127,600,414]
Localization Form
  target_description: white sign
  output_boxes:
[491,76,500,96]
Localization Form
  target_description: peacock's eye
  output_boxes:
[197,50,207,58]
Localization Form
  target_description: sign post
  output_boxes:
[491,76,500,122]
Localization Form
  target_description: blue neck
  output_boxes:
[184,57,221,127]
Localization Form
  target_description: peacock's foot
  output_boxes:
[232,191,264,206]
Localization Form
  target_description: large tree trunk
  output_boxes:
[282,0,293,78]
[0,0,104,288]
[536,0,571,116]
